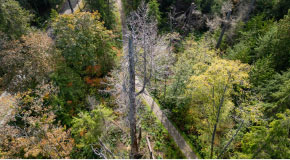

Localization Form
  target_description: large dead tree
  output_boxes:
[106,2,175,158]
[127,35,139,158]
[126,2,158,158]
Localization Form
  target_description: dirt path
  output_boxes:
[115,0,198,158]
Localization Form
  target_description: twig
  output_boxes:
[99,138,115,158]
[146,136,155,159]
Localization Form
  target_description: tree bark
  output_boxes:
[218,120,244,158]
[128,36,139,158]
[215,10,232,49]
[68,0,74,13]
[210,84,228,158]
[163,76,167,102]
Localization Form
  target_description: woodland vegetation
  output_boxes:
[0,0,289,159]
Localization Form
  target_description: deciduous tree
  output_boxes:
[0,31,53,92]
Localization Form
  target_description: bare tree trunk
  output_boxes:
[163,76,167,102]
[210,84,228,158]
[128,36,139,158]
[218,120,244,158]
[136,38,147,96]
[173,75,180,95]
[164,15,172,102]
[68,0,74,13]
[138,127,142,145]
[216,10,231,49]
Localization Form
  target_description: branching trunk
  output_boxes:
[128,36,139,158]
[136,42,147,96]
[218,120,244,158]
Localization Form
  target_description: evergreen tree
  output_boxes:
[0,0,32,39]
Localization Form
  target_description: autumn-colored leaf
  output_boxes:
[67,82,73,87]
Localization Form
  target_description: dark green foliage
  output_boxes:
[50,63,87,126]
[52,12,116,75]
[226,14,275,64]
[227,12,290,72]
[16,0,64,27]
[140,101,185,158]
[195,0,227,14]
[252,69,290,117]
[51,12,117,126]
[148,0,161,24]
[121,0,143,14]
[255,11,290,71]
[85,0,116,29]
[239,110,290,158]
[250,56,275,87]
[0,0,32,39]
[71,105,114,158]
[254,0,290,20]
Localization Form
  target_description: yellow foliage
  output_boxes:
[184,57,250,156]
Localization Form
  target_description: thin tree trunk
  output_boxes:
[138,127,142,145]
[68,0,74,13]
[216,10,232,49]
[163,76,167,102]
[210,84,228,158]
[146,136,155,159]
[173,75,180,95]
[128,36,139,158]
[136,35,148,96]
[218,120,244,158]
[244,0,256,23]
[164,17,172,102]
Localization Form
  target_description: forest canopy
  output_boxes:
[0,0,289,159]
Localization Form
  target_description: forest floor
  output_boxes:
[116,0,198,158]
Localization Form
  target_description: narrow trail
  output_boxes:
[116,0,198,158]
